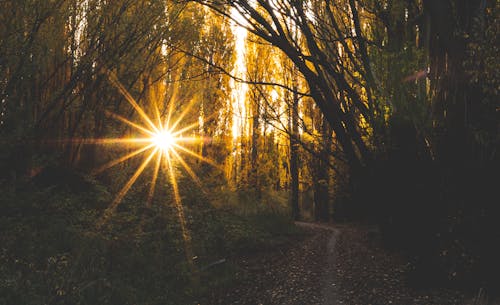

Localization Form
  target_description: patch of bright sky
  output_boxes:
[72,0,88,63]
[230,7,249,139]
[161,3,170,56]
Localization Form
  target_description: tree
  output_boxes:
[192,0,380,172]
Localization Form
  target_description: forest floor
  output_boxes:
[205,222,489,305]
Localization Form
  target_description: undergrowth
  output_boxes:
[0,170,299,305]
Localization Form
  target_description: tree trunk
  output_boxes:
[249,91,261,197]
[289,81,300,220]
[314,114,332,222]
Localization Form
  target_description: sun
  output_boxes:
[78,69,219,275]
[152,129,176,152]
[87,69,218,229]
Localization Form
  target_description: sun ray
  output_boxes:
[106,70,159,133]
[174,136,207,144]
[53,138,150,145]
[83,138,150,144]
[171,111,220,137]
[164,152,181,210]
[154,104,164,131]
[147,149,163,207]
[172,142,221,169]
[169,148,203,188]
[106,111,157,136]
[92,143,156,175]
[150,92,163,131]
[169,97,198,132]
[170,121,200,137]
[164,151,196,274]
[165,83,180,128]
[138,149,162,233]
[98,147,159,227]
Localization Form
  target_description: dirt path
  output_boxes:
[207,222,342,305]
[208,222,474,305]
[295,222,341,305]
[333,224,470,305]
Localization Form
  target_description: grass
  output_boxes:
[0,174,301,305]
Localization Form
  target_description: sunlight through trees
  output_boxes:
[0,0,498,303]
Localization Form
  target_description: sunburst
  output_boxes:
[81,70,218,273]
[91,70,214,218]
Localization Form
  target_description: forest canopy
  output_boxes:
[0,0,498,303]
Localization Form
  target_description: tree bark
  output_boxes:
[314,114,332,222]
[289,80,300,221]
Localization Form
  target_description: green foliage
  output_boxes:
[210,186,289,216]
[464,4,499,98]
[463,3,499,158]
[0,166,300,305]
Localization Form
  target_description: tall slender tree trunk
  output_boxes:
[249,93,261,197]
[289,81,300,220]
[314,114,332,221]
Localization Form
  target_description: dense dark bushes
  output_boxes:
[0,167,298,305]
[342,117,500,293]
